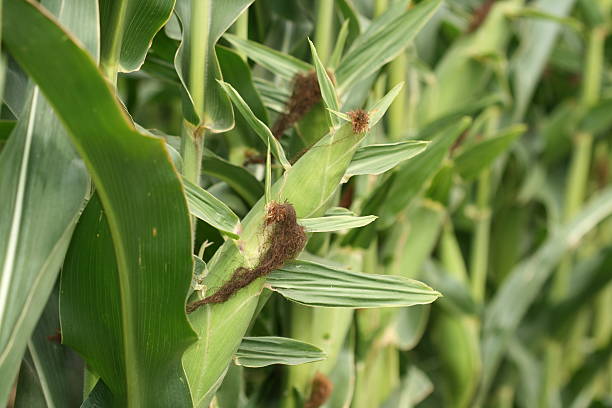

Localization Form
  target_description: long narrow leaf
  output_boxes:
[3,1,197,405]
[336,0,441,92]
[480,187,612,399]
[267,260,441,308]
[99,0,174,72]
[218,80,291,169]
[183,177,240,239]
[299,215,377,233]
[346,140,429,177]
[235,337,326,368]
[0,1,94,402]
[224,33,312,80]
[309,39,340,126]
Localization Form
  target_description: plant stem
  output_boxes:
[580,27,605,108]
[189,1,209,115]
[234,9,248,61]
[99,0,129,84]
[387,53,406,140]
[440,221,469,283]
[182,0,210,186]
[470,110,498,303]
[314,0,334,64]
[542,25,604,407]
[551,26,604,299]
[374,0,388,17]
[470,169,491,304]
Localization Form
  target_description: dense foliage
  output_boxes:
[0,0,611,407]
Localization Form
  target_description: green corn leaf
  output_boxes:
[344,118,469,247]
[218,80,291,170]
[0,89,88,407]
[381,366,434,408]
[327,108,351,122]
[173,0,253,130]
[183,177,241,238]
[224,33,312,80]
[367,82,404,128]
[512,0,578,119]
[266,260,441,308]
[0,120,16,142]
[580,98,612,135]
[202,148,264,206]
[480,186,612,400]
[308,39,339,126]
[336,0,442,93]
[329,19,350,69]
[383,117,471,217]
[218,45,269,149]
[422,261,478,316]
[0,1,94,402]
[265,141,272,204]
[254,77,291,113]
[454,124,526,180]
[3,1,197,405]
[347,0,409,52]
[346,140,429,177]
[14,352,49,407]
[417,1,519,126]
[234,337,326,368]
[99,0,174,72]
[61,195,194,407]
[299,215,378,233]
[325,207,356,216]
[13,290,82,408]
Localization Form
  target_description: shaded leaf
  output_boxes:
[184,177,240,238]
[234,337,326,368]
[173,0,253,130]
[202,148,263,206]
[224,33,312,80]
[336,0,441,92]
[3,1,197,405]
[454,125,525,180]
[480,187,612,399]
[346,140,428,177]
[99,0,174,72]
[218,80,291,169]
[0,1,94,402]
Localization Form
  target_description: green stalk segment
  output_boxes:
[314,0,335,64]
[181,0,210,186]
[99,0,129,83]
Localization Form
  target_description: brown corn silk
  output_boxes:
[187,202,306,313]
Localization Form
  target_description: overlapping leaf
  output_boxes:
[3,0,196,405]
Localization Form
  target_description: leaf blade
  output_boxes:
[267,260,442,308]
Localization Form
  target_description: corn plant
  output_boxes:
[0,0,611,407]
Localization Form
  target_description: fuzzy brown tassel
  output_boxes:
[187,202,306,313]
[348,109,369,133]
